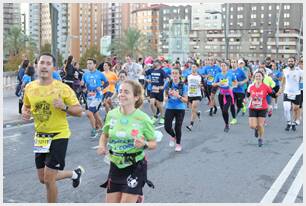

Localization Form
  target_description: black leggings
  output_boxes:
[164,109,185,144]
[233,92,245,114]
[218,94,236,125]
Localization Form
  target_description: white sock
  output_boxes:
[71,171,78,179]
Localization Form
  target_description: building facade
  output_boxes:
[3,3,21,35]
[68,3,103,60]
[201,3,303,60]
[159,5,192,55]
[29,3,41,53]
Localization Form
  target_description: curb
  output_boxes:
[3,119,34,128]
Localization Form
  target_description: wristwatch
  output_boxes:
[61,105,69,112]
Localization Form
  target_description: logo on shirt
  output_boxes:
[33,100,52,122]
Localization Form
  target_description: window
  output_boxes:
[269,5,272,10]
[251,14,256,19]
[238,22,243,27]
[284,5,291,10]
[252,6,257,11]
[230,7,234,11]
[261,6,264,10]
[269,13,272,18]
[252,22,257,26]
[284,13,290,18]
[284,21,290,26]
[238,14,243,19]
[261,14,264,18]
[276,5,280,10]
[230,14,233,19]
[237,6,243,11]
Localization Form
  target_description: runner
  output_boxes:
[230,59,248,124]
[81,58,109,138]
[122,55,142,81]
[199,57,221,116]
[109,70,128,108]
[21,53,85,203]
[164,67,188,152]
[271,61,283,110]
[247,71,272,147]
[296,58,303,125]
[213,61,237,132]
[276,56,303,131]
[149,59,167,124]
[102,62,118,115]
[186,64,202,131]
[97,80,156,203]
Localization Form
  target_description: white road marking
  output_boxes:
[282,165,303,203]
[3,133,22,139]
[260,143,303,203]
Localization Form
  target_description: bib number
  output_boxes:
[251,97,263,109]
[33,135,52,153]
[220,79,229,87]
[152,85,160,93]
[189,86,197,95]
[208,76,214,83]
[287,93,296,100]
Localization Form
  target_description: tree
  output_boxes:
[108,27,157,60]
[79,46,105,69]
[4,26,27,57]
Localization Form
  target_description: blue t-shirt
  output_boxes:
[82,70,108,91]
[165,81,188,110]
[182,68,192,81]
[214,72,236,90]
[202,65,221,86]
[230,68,247,93]
[52,71,62,81]
[272,69,283,87]
[22,74,32,85]
[150,68,167,86]
[162,67,172,77]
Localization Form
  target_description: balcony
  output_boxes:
[271,49,297,54]
[267,41,297,46]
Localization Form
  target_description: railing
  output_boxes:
[3,72,18,90]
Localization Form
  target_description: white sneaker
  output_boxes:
[296,119,300,125]
[169,137,175,147]
[274,105,278,109]
[175,144,182,152]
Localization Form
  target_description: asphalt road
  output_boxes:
[3,99,303,203]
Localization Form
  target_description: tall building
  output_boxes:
[203,3,303,60]
[3,3,21,35]
[191,3,222,30]
[68,3,103,60]
[159,5,192,55]
[131,4,167,53]
[40,4,52,47]
[29,3,41,53]
[102,3,147,41]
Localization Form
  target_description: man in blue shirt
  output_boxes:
[81,58,109,138]
[199,57,221,116]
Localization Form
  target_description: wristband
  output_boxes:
[61,105,69,112]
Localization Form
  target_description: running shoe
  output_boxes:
[72,166,85,188]
[291,123,296,131]
[274,104,278,109]
[169,137,175,147]
[90,128,96,137]
[254,128,258,138]
[197,111,201,120]
[159,117,165,124]
[268,109,273,117]
[209,109,213,116]
[241,103,247,115]
[175,144,182,152]
[285,123,291,131]
[186,125,192,131]
[230,118,237,125]
[213,106,217,114]
[296,119,300,125]
[224,125,229,133]
[151,116,157,124]
[258,139,263,147]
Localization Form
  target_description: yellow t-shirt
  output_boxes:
[103,71,118,93]
[23,80,79,140]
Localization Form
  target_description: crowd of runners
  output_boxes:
[18,52,303,203]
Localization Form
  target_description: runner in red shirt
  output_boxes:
[247,71,272,147]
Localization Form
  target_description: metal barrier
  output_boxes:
[3,72,18,89]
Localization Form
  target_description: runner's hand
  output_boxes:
[22,107,31,120]
[53,96,65,110]
[134,136,146,149]
[97,146,107,155]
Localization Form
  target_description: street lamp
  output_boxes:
[205,3,229,60]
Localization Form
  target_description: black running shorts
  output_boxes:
[35,139,68,170]
[249,109,267,118]
[102,159,147,196]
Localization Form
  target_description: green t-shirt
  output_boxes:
[103,107,155,168]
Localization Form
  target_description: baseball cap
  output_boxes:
[238,59,244,64]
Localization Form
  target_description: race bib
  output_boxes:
[33,135,52,153]
[251,97,263,109]
[152,85,160,93]
[287,93,296,100]
[208,76,214,83]
[220,79,229,87]
[189,86,197,95]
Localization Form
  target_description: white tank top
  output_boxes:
[187,74,202,97]
[283,67,303,95]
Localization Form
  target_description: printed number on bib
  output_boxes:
[220,79,229,87]
[208,76,214,82]
[33,136,52,153]
[189,86,197,95]
[251,96,263,109]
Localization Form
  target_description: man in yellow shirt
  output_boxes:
[22,53,84,203]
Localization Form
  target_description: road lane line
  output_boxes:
[282,165,303,203]
[260,143,303,203]
[3,133,22,139]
